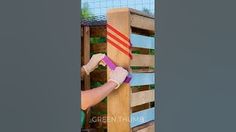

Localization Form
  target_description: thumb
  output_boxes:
[99,60,106,66]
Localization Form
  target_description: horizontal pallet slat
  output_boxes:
[131,90,155,107]
[131,54,155,67]
[130,108,155,128]
[132,86,151,113]
[130,13,154,32]
[132,121,155,132]
[90,26,106,37]
[131,34,155,49]
[91,43,107,53]
[136,124,154,132]
[129,8,154,19]
[130,73,155,86]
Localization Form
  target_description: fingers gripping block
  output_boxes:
[102,56,132,83]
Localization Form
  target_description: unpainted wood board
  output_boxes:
[130,14,154,32]
[107,8,132,132]
[83,26,91,128]
[131,90,155,107]
[131,54,155,67]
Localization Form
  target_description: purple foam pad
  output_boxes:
[124,75,132,83]
[102,56,132,83]
[102,56,117,70]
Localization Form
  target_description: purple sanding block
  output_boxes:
[102,56,132,83]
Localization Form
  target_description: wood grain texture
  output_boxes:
[107,8,132,132]
[130,14,154,32]
[83,26,91,128]
[131,54,155,67]
[132,86,151,113]
[131,90,155,107]
[129,8,154,19]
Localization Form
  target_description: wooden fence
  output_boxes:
[81,8,155,132]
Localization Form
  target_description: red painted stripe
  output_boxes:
[107,24,130,42]
[107,31,131,49]
[107,38,132,59]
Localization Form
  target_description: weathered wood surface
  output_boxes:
[83,26,91,128]
[131,90,155,107]
[131,54,155,67]
[130,13,154,32]
[107,8,132,132]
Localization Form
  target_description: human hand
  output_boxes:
[108,67,128,89]
[83,53,106,75]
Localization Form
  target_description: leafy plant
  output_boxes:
[81,2,95,20]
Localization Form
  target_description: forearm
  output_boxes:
[81,81,117,110]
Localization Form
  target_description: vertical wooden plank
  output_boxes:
[83,26,91,90]
[83,26,91,128]
[107,8,132,132]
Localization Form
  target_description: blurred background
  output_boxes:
[81,0,155,20]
